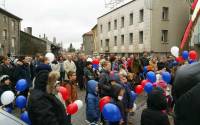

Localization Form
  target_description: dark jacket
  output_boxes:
[14,64,31,87]
[110,84,125,125]
[121,83,132,109]
[86,80,100,123]
[141,88,169,125]
[99,69,111,97]
[84,67,96,81]
[173,63,200,125]
[35,63,52,75]
[0,64,14,82]
[28,70,69,125]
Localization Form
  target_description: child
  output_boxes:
[120,75,133,125]
[61,71,78,125]
[86,80,100,125]
[0,75,13,109]
[141,88,170,125]
[110,84,125,125]
[127,73,136,91]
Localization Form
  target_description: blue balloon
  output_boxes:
[147,71,156,83]
[130,91,137,103]
[102,103,122,122]
[3,107,12,113]
[162,72,171,84]
[16,79,28,92]
[144,82,153,93]
[16,96,27,109]
[182,51,189,60]
[92,64,99,70]
[20,111,31,125]
[143,66,147,73]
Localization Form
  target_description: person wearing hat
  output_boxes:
[0,75,13,106]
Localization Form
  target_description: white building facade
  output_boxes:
[97,0,190,55]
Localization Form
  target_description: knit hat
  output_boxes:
[0,75,10,84]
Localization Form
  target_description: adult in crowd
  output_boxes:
[173,63,200,125]
[50,59,60,72]
[76,54,86,90]
[0,56,14,82]
[140,52,149,69]
[35,56,52,74]
[58,56,65,82]
[13,56,31,96]
[99,61,112,98]
[64,55,76,80]
[28,70,69,125]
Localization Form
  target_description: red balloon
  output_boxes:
[189,50,198,60]
[135,85,143,94]
[92,59,99,65]
[176,56,184,63]
[99,96,111,111]
[59,86,69,101]
[141,80,149,87]
[66,103,78,115]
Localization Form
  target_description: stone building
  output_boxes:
[20,28,62,56]
[82,31,94,55]
[97,0,190,55]
[0,7,21,56]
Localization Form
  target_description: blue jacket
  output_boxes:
[86,80,100,123]
[121,83,133,109]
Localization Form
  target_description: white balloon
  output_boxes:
[170,46,179,57]
[45,53,55,63]
[74,100,83,110]
[1,91,15,105]
[87,58,93,62]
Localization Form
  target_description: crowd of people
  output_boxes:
[0,51,199,125]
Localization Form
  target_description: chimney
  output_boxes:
[39,34,41,38]
[53,37,56,43]
[43,34,46,39]
[26,27,32,35]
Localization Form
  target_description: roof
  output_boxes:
[98,0,135,19]
[0,7,22,20]
[91,24,97,30]
[20,31,47,44]
[82,31,93,36]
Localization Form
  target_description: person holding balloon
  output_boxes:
[28,70,69,125]
[85,80,100,125]
[0,75,13,109]
[109,83,126,125]
[61,71,78,125]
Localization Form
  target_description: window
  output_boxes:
[139,31,143,44]
[161,30,168,42]
[106,39,109,46]
[101,40,103,47]
[11,20,15,31]
[2,30,7,40]
[114,19,117,30]
[162,7,169,20]
[100,25,103,33]
[3,16,6,23]
[139,9,144,22]
[108,22,111,31]
[129,33,133,44]
[121,16,125,28]
[121,35,124,45]
[129,13,133,25]
[114,36,117,46]
[11,38,15,54]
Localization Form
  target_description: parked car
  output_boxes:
[0,108,27,125]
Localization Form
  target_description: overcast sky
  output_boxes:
[1,0,108,49]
